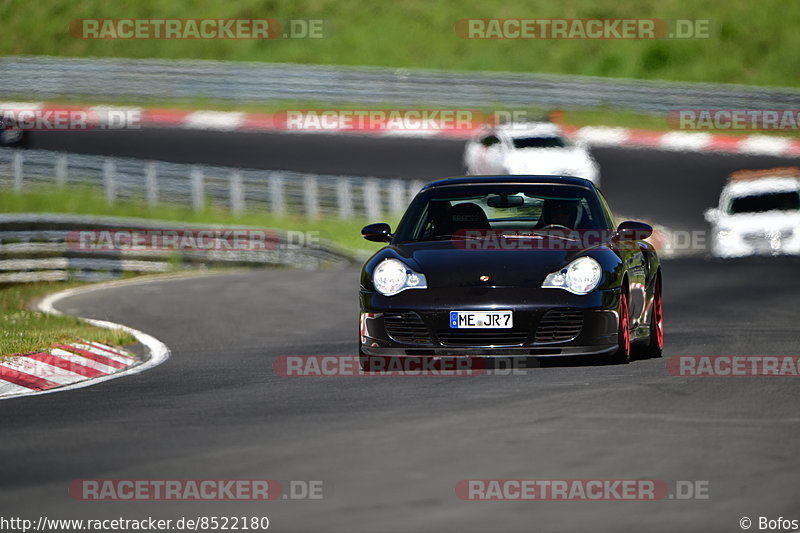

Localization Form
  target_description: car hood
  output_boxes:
[389,241,597,288]
[503,148,597,178]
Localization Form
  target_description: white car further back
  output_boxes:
[463,122,600,184]
[705,167,800,258]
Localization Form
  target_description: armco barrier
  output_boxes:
[0,214,355,283]
[0,148,425,220]
[2,56,799,113]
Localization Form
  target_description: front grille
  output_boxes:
[384,312,432,344]
[743,229,793,243]
[742,229,793,251]
[535,309,584,343]
[436,331,529,347]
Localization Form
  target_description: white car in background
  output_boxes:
[704,167,800,258]
[463,122,600,184]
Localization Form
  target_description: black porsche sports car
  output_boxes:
[359,175,663,369]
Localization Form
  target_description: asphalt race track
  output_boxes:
[2,129,799,532]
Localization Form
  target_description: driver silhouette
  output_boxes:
[536,199,579,229]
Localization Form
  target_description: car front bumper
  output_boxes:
[359,286,620,357]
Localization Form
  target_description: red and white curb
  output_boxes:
[0,341,138,397]
[564,126,800,157]
[0,281,170,400]
[4,102,800,157]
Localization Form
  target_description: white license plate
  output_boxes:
[449,310,513,329]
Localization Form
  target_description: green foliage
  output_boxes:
[0,0,796,86]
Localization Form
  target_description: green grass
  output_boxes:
[0,185,393,255]
[1,0,798,87]
[0,281,136,356]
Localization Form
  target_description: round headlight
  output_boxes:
[564,256,602,295]
[373,259,409,296]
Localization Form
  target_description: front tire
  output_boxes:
[640,277,664,358]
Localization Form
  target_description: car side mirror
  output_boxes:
[615,220,653,242]
[361,223,393,243]
[704,208,720,223]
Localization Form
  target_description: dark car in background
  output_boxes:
[358,175,663,369]
[0,116,27,147]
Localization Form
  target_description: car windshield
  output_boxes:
[511,136,570,149]
[728,191,800,214]
[395,184,608,242]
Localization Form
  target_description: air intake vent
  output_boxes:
[437,331,529,347]
[535,309,583,343]
[384,312,432,344]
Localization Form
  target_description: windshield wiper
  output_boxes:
[528,231,581,242]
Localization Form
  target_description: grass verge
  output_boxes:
[2,0,798,87]
[0,281,136,356]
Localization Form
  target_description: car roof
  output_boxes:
[728,167,800,182]
[724,177,800,197]
[723,168,800,196]
[421,175,596,191]
[492,122,564,138]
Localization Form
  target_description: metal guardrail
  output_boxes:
[0,214,355,283]
[2,56,800,113]
[0,148,425,221]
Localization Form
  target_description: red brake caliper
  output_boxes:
[622,294,630,355]
[655,283,664,348]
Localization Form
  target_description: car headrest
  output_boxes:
[450,202,491,231]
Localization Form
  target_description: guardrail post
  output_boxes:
[103,159,116,204]
[303,175,320,219]
[336,177,353,219]
[229,169,245,215]
[364,178,382,221]
[12,151,23,191]
[389,179,406,215]
[55,153,68,188]
[145,161,158,207]
[190,166,204,212]
[269,173,285,217]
